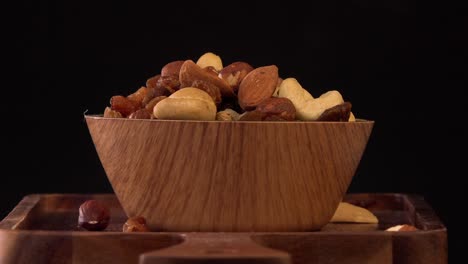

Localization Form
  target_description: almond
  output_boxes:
[238,65,278,110]
[179,60,235,97]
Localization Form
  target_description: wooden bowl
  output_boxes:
[85,116,374,232]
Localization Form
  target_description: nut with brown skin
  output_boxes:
[317,102,352,121]
[191,80,221,105]
[156,75,181,94]
[123,216,151,232]
[238,110,268,121]
[127,87,148,107]
[204,66,219,77]
[146,74,161,90]
[238,65,279,110]
[218,62,254,93]
[145,96,167,114]
[179,60,235,97]
[256,97,296,121]
[386,224,418,232]
[128,109,152,119]
[78,200,110,231]
[110,95,141,117]
[161,60,184,77]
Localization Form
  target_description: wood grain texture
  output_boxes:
[85,116,374,231]
[0,193,447,264]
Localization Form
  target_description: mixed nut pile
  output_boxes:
[103,52,356,122]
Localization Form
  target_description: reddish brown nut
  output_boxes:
[264,115,287,121]
[156,75,180,94]
[146,74,161,90]
[218,62,254,93]
[103,107,122,118]
[386,224,418,232]
[123,216,150,232]
[191,80,222,105]
[127,86,148,106]
[161,60,184,77]
[238,110,267,121]
[145,96,167,114]
[110,95,141,117]
[317,102,352,121]
[78,200,110,231]
[238,65,279,111]
[179,60,235,97]
[204,66,219,77]
[256,97,296,121]
[128,109,152,119]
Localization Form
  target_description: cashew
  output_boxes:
[154,88,216,120]
[349,112,356,122]
[278,78,344,121]
[196,52,223,71]
[216,108,240,121]
[330,202,378,223]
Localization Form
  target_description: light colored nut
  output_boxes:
[196,52,223,71]
[349,112,356,122]
[179,60,235,97]
[278,78,344,120]
[218,62,254,92]
[277,78,314,108]
[103,107,122,118]
[238,65,279,110]
[153,88,216,120]
[330,202,378,223]
[216,108,240,121]
[386,224,418,232]
[161,60,184,77]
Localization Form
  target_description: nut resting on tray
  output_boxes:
[102,52,357,121]
[78,200,110,231]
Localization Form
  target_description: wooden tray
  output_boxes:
[0,193,447,264]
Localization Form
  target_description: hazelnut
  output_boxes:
[78,200,110,231]
[123,216,151,232]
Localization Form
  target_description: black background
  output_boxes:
[7,0,465,260]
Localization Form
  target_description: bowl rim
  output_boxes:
[84,114,374,124]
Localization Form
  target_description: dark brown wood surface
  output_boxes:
[0,193,447,264]
[85,116,374,231]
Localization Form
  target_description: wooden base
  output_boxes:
[0,193,447,264]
